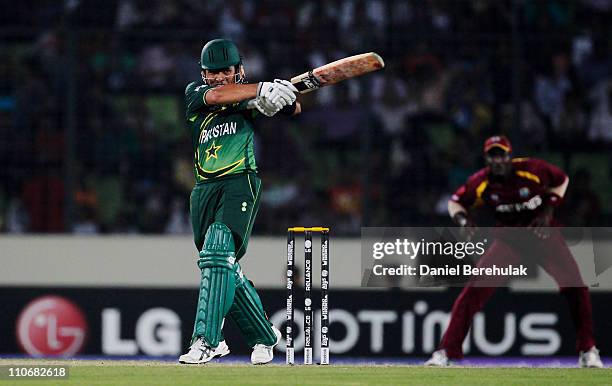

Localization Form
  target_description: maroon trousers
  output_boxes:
[439,231,595,359]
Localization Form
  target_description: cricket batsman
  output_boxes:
[425,135,603,368]
[178,39,300,364]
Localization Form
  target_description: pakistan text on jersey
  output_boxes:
[199,122,238,144]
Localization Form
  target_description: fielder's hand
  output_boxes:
[453,212,478,241]
[528,206,553,239]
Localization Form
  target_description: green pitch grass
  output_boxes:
[1,360,610,386]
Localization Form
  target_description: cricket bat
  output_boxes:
[291,52,385,94]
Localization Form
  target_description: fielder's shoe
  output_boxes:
[579,346,604,368]
[179,338,222,364]
[251,325,282,365]
[424,349,451,367]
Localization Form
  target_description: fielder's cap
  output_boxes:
[484,135,512,154]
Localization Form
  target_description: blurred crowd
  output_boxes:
[1,0,611,235]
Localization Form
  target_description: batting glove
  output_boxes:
[257,80,297,107]
[246,97,281,117]
[273,79,298,103]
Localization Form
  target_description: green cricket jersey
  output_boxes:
[185,81,258,183]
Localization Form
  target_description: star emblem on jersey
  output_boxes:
[205,141,222,161]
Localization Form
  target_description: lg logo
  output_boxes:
[16,296,88,356]
[102,308,181,356]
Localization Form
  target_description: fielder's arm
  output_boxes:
[541,160,569,208]
[448,200,469,226]
[547,176,569,199]
[534,174,569,222]
[449,200,478,241]
[528,176,568,237]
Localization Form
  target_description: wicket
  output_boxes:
[286,227,330,365]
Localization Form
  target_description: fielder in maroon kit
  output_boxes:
[425,135,603,368]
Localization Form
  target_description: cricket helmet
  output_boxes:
[200,39,242,70]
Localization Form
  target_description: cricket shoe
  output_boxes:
[579,346,603,368]
[214,340,230,358]
[179,338,229,364]
[251,325,282,365]
[424,349,451,367]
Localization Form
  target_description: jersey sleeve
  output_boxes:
[223,100,252,113]
[531,159,567,188]
[185,82,214,114]
[450,169,487,208]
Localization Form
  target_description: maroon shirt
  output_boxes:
[451,158,567,226]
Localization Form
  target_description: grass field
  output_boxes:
[1,360,610,386]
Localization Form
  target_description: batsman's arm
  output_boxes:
[205,84,258,105]
[206,81,299,111]
[279,101,302,116]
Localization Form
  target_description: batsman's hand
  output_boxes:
[247,97,280,117]
[257,79,297,107]
[273,79,298,103]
